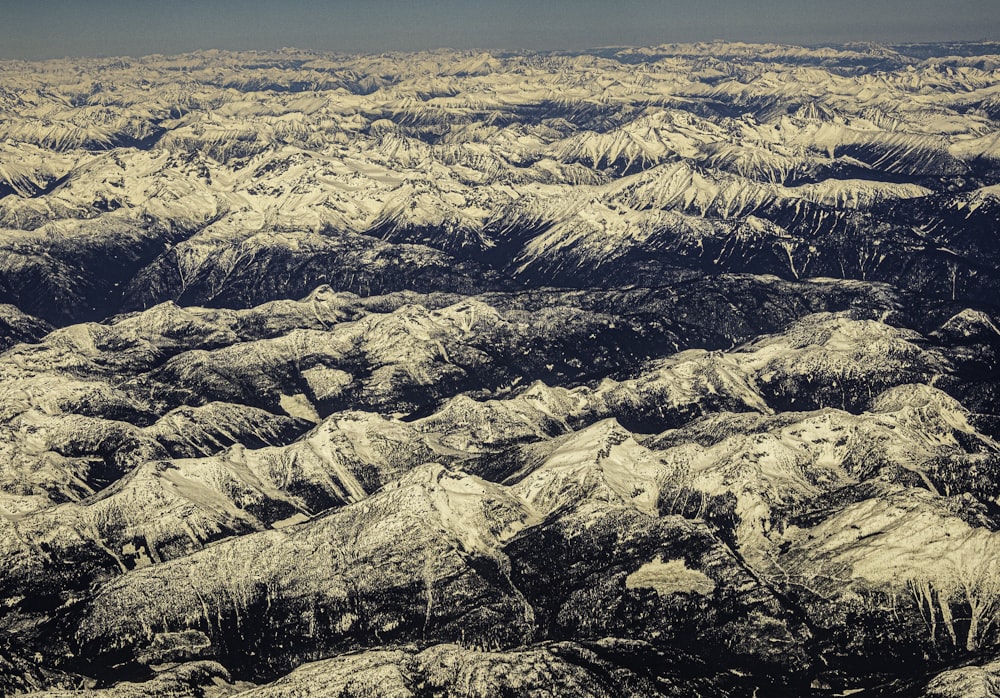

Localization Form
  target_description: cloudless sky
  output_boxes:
[2,0,998,60]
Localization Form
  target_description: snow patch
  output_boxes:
[279,393,320,423]
[626,556,716,597]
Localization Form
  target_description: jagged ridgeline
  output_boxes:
[0,41,999,697]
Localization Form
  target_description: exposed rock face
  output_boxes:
[1,41,1000,696]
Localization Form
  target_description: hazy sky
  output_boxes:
[2,0,998,60]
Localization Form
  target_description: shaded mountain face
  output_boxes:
[1,41,999,698]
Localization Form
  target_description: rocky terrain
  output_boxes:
[1,40,999,696]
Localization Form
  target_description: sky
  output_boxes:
[2,0,998,60]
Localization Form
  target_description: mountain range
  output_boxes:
[1,40,1000,696]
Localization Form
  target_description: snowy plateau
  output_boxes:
[0,40,999,696]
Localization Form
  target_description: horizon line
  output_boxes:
[4,37,1000,64]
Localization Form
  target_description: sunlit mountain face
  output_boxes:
[1,41,999,697]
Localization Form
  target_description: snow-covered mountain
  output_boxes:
[1,43,999,323]
[1,41,1000,697]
